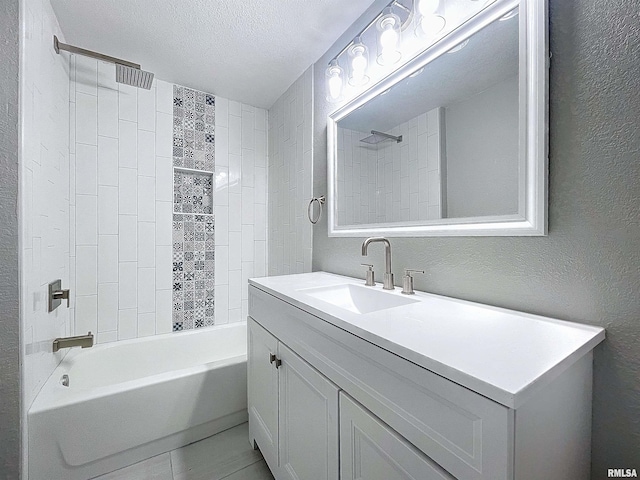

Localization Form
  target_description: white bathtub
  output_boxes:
[29,323,248,480]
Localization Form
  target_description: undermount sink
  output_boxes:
[300,283,419,314]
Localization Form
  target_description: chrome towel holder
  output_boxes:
[307,196,326,224]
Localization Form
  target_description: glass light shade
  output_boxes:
[348,39,370,87]
[414,0,446,38]
[325,60,344,102]
[376,9,402,66]
[418,0,440,15]
[420,14,446,35]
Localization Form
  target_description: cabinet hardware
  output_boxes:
[270,353,276,364]
[275,358,282,368]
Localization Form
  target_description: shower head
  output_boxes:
[116,64,154,90]
[360,130,403,145]
[54,36,154,90]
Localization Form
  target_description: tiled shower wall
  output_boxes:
[337,108,443,225]
[267,66,313,275]
[21,0,71,420]
[71,65,267,341]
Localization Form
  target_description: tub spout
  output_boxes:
[53,332,94,353]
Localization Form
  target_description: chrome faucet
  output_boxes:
[361,237,394,290]
[52,332,94,353]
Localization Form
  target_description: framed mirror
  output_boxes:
[327,0,547,237]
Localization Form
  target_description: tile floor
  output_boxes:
[93,423,274,480]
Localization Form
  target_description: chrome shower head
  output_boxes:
[360,130,403,144]
[116,64,154,90]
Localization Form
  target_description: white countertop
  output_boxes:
[249,272,605,408]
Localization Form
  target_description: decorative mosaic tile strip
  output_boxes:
[174,170,213,215]
[173,86,215,171]
[172,85,215,332]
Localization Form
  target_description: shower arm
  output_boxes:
[371,130,403,143]
[53,35,140,69]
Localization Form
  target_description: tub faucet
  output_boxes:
[53,332,94,353]
[361,237,394,290]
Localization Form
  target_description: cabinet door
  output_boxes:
[248,318,279,469]
[340,393,455,480]
[278,343,339,480]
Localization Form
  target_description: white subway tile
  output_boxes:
[214,206,229,246]
[255,108,266,132]
[76,246,98,296]
[155,245,172,290]
[241,224,254,262]
[155,201,172,246]
[241,262,253,300]
[119,215,138,262]
[228,270,242,310]
[214,284,229,324]
[228,193,241,232]
[215,245,229,285]
[98,235,118,283]
[241,149,255,187]
[137,268,156,313]
[254,241,266,278]
[76,144,97,195]
[138,222,155,268]
[118,120,137,168]
[137,312,156,337]
[241,187,254,224]
[137,130,156,176]
[76,195,98,245]
[138,87,156,131]
[155,156,173,202]
[97,61,116,90]
[156,112,173,157]
[118,263,137,309]
[229,231,242,271]
[75,56,97,95]
[229,100,241,117]
[97,283,118,332]
[97,86,118,138]
[118,168,137,215]
[155,290,172,334]
[428,170,441,206]
[98,330,118,344]
[138,176,156,222]
[215,97,228,127]
[76,93,98,145]
[156,80,173,115]
[118,83,137,122]
[98,136,118,186]
[214,126,229,167]
[76,295,98,334]
[241,109,255,150]
[118,308,137,340]
[229,114,241,155]
[98,186,118,234]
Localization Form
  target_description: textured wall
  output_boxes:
[312,0,640,474]
[0,0,21,477]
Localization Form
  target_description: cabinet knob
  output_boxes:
[269,353,276,364]
[275,358,282,368]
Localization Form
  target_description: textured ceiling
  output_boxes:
[50,0,376,108]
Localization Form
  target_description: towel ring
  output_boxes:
[307,196,326,224]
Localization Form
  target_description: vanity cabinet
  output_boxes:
[248,272,604,480]
[248,318,339,480]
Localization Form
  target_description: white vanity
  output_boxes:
[247,272,604,480]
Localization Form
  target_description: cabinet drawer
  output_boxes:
[340,393,455,480]
[250,286,513,480]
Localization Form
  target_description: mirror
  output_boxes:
[328,0,547,237]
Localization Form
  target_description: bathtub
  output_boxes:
[29,323,248,480]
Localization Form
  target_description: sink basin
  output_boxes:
[300,283,419,314]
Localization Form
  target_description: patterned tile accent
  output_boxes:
[174,170,213,214]
[173,86,215,171]
[173,85,215,332]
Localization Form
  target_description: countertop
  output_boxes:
[249,271,605,408]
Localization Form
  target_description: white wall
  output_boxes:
[214,97,268,322]
[70,58,174,343]
[20,0,71,475]
[337,108,443,225]
[267,66,313,275]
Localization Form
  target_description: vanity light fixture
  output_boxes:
[326,59,345,102]
[377,7,402,65]
[348,37,370,86]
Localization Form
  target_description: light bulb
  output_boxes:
[418,0,440,15]
[380,27,399,50]
[351,54,367,72]
[420,14,446,35]
[328,74,342,100]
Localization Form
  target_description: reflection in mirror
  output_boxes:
[335,8,519,227]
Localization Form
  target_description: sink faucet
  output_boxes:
[361,237,394,290]
[52,332,94,353]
